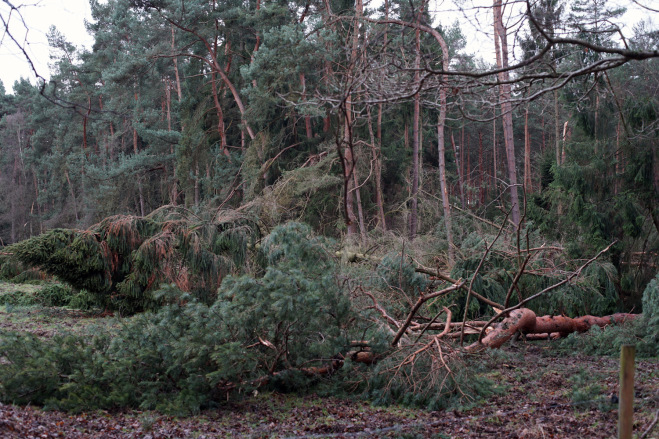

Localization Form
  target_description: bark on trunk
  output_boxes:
[493,0,521,227]
[493,117,498,194]
[524,107,532,194]
[133,128,145,216]
[467,308,640,351]
[451,131,466,209]
[554,89,560,166]
[409,8,421,239]
[171,26,182,102]
[479,131,484,205]
[438,116,454,266]
[341,0,364,239]
[211,37,229,157]
[368,106,387,230]
[300,73,313,138]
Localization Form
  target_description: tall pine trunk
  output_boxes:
[341,0,365,239]
[368,106,387,230]
[409,6,422,239]
[479,131,485,204]
[133,127,145,216]
[524,107,532,194]
[493,0,521,227]
[438,116,454,266]
[451,131,466,209]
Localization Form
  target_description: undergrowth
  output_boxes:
[0,282,94,309]
[367,350,500,411]
[0,223,499,415]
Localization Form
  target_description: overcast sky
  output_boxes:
[0,0,94,91]
[0,0,654,93]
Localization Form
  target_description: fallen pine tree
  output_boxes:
[465,309,641,351]
[0,207,260,313]
[0,221,657,414]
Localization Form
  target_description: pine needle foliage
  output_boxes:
[558,272,659,358]
[6,207,259,313]
[242,145,342,234]
[373,252,430,319]
[440,229,620,319]
[0,257,48,283]
[0,222,365,414]
[367,349,499,411]
[0,283,75,307]
[642,271,659,347]
[211,222,356,384]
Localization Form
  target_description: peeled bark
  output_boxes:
[467,308,641,351]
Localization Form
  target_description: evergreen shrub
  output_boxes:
[0,286,38,306]
[641,271,659,346]
[444,227,619,319]
[374,252,429,318]
[0,257,49,283]
[0,257,22,280]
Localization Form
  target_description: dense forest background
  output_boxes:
[0,0,657,309]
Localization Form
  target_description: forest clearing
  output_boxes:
[1,0,658,436]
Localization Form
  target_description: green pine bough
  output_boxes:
[2,206,259,313]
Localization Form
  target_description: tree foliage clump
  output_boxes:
[5,207,259,312]
[0,256,48,283]
[367,348,499,411]
[641,271,659,346]
[558,272,659,357]
[372,252,430,318]
[0,223,366,414]
[442,228,619,320]
[211,222,358,384]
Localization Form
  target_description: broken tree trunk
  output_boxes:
[466,308,641,351]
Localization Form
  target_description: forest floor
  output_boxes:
[1,304,658,439]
